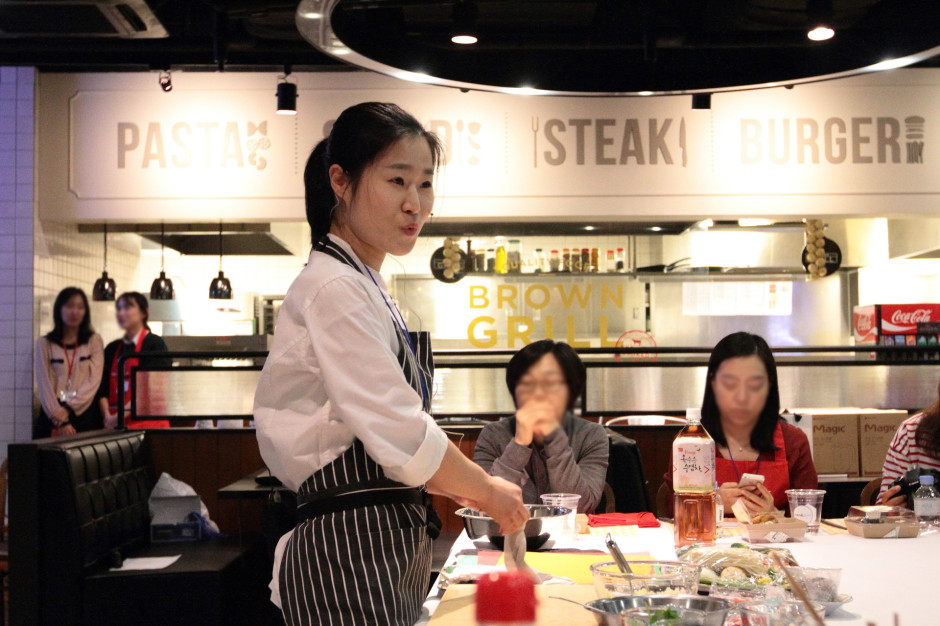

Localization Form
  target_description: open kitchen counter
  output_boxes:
[418,523,940,625]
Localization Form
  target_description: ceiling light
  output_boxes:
[332,47,350,55]
[738,218,774,227]
[277,67,297,115]
[92,225,116,301]
[584,225,596,231]
[451,1,478,45]
[509,86,541,96]
[158,70,172,92]
[649,226,663,232]
[691,93,711,110]
[806,0,835,42]
[637,91,653,96]
[807,26,834,41]
[698,219,714,230]
[299,11,322,19]
[209,222,233,300]
[150,224,175,300]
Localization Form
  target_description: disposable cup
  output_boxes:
[540,493,580,538]
[785,489,825,534]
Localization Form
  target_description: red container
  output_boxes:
[853,303,940,343]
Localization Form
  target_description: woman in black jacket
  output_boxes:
[97,291,171,429]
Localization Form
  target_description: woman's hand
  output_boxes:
[56,424,77,437]
[514,400,559,446]
[878,484,908,508]
[53,405,70,426]
[718,481,775,514]
[479,476,529,534]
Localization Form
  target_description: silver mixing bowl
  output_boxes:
[455,504,569,551]
[584,595,732,626]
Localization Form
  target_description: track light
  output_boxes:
[158,70,172,92]
[277,66,297,115]
[150,224,175,300]
[92,225,116,301]
[807,0,835,41]
[451,1,478,45]
[691,93,711,110]
[209,222,233,299]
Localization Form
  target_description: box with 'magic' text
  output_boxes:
[858,410,910,477]
[783,409,860,477]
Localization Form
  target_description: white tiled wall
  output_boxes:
[0,66,35,451]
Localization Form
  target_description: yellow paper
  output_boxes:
[496,552,653,584]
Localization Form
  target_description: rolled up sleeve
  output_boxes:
[306,276,447,486]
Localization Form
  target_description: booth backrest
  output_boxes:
[40,430,155,569]
[9,430,156,625]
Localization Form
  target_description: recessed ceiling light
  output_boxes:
[649,226,663,232]
[807,26,835,41]
[584,225,596,231]
[300,11,322,19]
[638,91,653,96]
[451,34,478,45]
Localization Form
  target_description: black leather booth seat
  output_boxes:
[9,430,275,626]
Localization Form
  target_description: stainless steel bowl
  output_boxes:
[455,504,569,551]
[585,595,732,626]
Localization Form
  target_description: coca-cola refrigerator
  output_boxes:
[853,303,940,361]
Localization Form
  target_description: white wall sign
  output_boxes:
[682,282,793,316]
[37,70,940,222]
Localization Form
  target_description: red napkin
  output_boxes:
[587,512,661,528]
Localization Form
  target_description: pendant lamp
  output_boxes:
[150,224,175,300]
[209,222,233,299]
[92,224,116,301]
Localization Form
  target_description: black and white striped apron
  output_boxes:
[278,236,435,626]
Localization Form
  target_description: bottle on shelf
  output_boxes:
[590,248,599,273]
[913,475,940,529]
[474,248,486,273]
[495,237,507,274]
[485,248,496,273]
[606,250,615,273]
[507,239,522,274]
[562,248,571,273]
[580,248,590,273]
[615,247,626,272]
[532,248,548,273]
[549,250,560,272]
[672,408,717,547]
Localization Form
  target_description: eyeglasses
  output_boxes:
[515,378,566,395]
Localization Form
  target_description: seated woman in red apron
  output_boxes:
[97,292,171,429]
[254,103,528,626]
[665,332,817,514]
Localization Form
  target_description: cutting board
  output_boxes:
[428,584,599,625]
[478,551,618,584]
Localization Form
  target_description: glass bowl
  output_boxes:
[590,560,701,598]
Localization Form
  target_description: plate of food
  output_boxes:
[675,543,798,592]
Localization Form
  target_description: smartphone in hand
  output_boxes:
[738,473,765,488]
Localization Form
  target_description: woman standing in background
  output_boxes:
[34,287,104,438]
[97,291,171,429]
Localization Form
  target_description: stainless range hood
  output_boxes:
[78,222,308,256]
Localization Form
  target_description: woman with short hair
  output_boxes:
[474,340,609,513]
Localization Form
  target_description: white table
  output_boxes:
[418,525,940,625]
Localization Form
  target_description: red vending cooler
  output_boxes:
[853,303,940,361]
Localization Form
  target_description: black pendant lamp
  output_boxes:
[209,222,233,299]
[149,224,175,300]
[92,224,116,301]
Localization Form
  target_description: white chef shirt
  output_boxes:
[253,234,448,492]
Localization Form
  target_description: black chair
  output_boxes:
[9,430,272,626]
[596,429,652,513]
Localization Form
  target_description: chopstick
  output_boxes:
[821,518,847,530]
[770,552,826,626]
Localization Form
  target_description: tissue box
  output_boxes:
[150,495,202,543]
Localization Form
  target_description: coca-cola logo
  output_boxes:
[889,309,933,325]
[856,315,873,332]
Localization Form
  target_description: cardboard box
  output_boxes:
[858,410,910,477]
[783,409,860,477]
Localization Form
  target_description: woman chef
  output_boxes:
[254,102,528,626]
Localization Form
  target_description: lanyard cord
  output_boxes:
[61,342,77,384]
[363,266,430,411]
[727,447,762,482]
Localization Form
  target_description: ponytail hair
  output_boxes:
[304,102,444,245]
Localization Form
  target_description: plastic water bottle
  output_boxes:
[913,475,940,528]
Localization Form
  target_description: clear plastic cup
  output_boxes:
[540,493,580,538]
[785,489,826,533]
[740,600,825,626]
[788,567,841,603]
